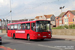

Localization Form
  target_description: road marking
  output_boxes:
[16,41,63,50]
[0,46,16,50]
[3,39,63,50]
[37,44,63,50]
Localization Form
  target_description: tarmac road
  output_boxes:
[0,34,75,50]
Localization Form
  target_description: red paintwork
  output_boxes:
[7,20,51,40]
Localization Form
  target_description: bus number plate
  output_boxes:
[43,36,46,37]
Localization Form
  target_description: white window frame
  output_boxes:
[64,15,67,17]
[59,20,62,23]
[69,14,70,17]
[73,18,74,22]
[60,17,61,19]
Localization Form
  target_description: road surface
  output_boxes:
[0,34,75,50]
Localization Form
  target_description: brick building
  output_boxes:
[56,10,75,27]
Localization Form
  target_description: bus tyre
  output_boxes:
[41,39,44,41]
[13,34,15,39]
[27,35,30,41]
[0,42,2,45]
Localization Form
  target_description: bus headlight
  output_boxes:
[48,34,50,35]
[38,34,40,36]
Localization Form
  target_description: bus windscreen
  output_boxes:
[36,21,51,32]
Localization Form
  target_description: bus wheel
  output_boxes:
[0,42,2,45]
[27,34,30,41]
[13,34,15,39]
[41,39,44,41]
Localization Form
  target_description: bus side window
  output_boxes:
[14,24,18,30]
[18,24,21,30]
[8,25,10,30]
[21,23,25,30]
[31,23,35,31]
[10,25,14,30]
[26,23,30,30]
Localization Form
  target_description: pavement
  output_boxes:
[0,33,7,35]
[52,35,75,41]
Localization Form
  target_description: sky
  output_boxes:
[0,0,75,20]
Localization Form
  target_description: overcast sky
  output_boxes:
[0,0,75,20]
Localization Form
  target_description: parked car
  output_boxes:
[0,37,2,44]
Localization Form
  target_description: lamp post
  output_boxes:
[10,0,12,23]
[59,6,65,13]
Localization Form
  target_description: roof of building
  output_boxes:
[58,10,75,17]
[35,16,42,19]
[58,12,66,17]
[44,14,53,18]
[69,10,75,15]
[0,19,2,21]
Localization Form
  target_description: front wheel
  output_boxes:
[27,35,30,41]
[0,42,2,45]
[41,39,44,41]
[13,34,15,39]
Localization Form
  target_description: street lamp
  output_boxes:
[59,6,65,13]
[10,0,12,23]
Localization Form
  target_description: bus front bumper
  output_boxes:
[37,36,51,39]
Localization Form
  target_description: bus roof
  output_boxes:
[7,20,50,25]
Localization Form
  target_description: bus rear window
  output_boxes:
[8,25,10,30]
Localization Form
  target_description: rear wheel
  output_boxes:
[0,42,2,45]
[27,34,30,41]
[13,34,15,39]
[41,39,44,41]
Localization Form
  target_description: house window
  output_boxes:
[64,15,67,17]
[59,20,62,23]
[57,21,58,23]
[60,17,61,19]
[69,14,70,17]
[65,19,66,22]
[65,19,68,22]
[73,18,74,22]
[67,19,68,22]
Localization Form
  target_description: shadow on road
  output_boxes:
[1,42,10,45]
[30,38,65,42]
[12,38,65,42]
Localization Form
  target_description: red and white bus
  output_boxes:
[7,20,52,40]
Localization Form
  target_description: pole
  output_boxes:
[10,0,12,23]
[61,9,62,13]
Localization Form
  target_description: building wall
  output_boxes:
[56,17,59,27]
[56,11,75,27]
[63,11,75,25]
